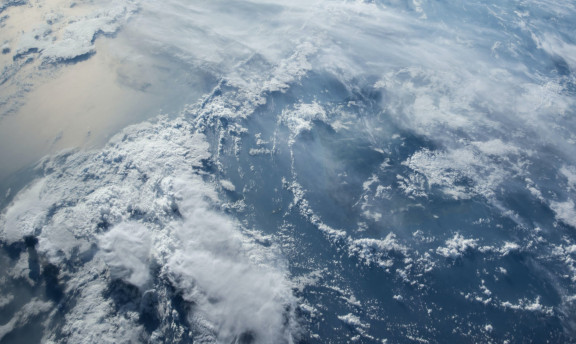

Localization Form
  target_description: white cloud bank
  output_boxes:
[0,116,298,343]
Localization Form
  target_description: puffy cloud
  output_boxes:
[98,222,152,289]
[436,233,479,259]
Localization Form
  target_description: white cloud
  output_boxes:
[281,102,327,143]
[550,199,576,229]
[163,176,297,343]
[1,180,49,243]
[0,116,298,343]
[560,166,576,190]
[0,299,53,342]
[98,221,152,289]
[437,233,478,259]
[338,313,368,329]
[220,179,236,192]
[471,139,519,156]
[15,1,137,63]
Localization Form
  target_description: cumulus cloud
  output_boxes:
[165,177,296,344]
[0,116,298,343]
[281,102,328,143]
[437,234,479,259]
[0,180,48,243]
[98,221,152,289]
[338,313,368,328]
[550,200,576,229]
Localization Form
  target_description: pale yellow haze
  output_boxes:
[0,0,205,182]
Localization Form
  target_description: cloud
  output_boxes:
[2,0,576,342]
[98,222,152,289]
[0,116,298,343]
[0,299,53,342]
[550,200,576,229]
[14,1,137,63]
[165,176,297,343]
[436,233,478,259]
